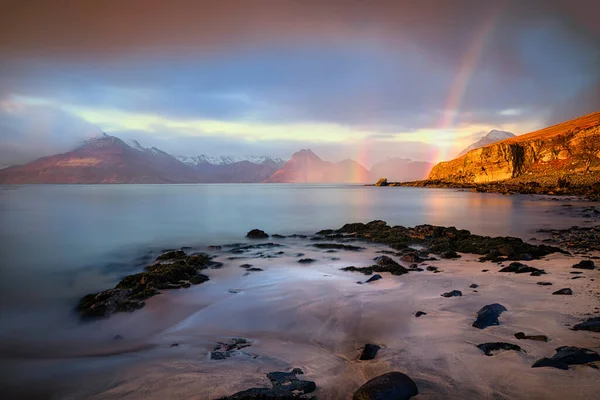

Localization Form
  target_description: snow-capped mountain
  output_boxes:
[176,154,285,166]
[458,130,515,156]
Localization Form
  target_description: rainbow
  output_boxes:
[434,3,506,162]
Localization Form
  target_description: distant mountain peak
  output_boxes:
[458,129,515,156]
[176,154,285,166]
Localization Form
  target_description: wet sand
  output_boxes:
[3,237,598,399]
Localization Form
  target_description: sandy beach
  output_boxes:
[4,231,598,400]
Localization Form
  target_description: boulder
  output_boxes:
[572,317,600,332]
[440,250,461,259]
[441,290,462,298]
[498,262,545,276]
[298,258,317,264]
[537,282,552,286]
[552,288,573,295]
[359,344,381,360]
[415,311,427,318]
[532,346,600,370]
[472,303,507,329]
[366,274,382,283]
[572,260,595,270]
[246,229,269,239]
[353,372,418,400]
[222,368,316,399]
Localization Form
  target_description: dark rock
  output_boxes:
[208,245,222,250]
[469,284,479,288]
[222,368,316,399]
[532,346,600,370]
[571,276,583,280]
[537,282,552,286]
[366,274,382,283]
[239,264,253,269]
[498,262,545,276]
[481,269,489,272]
[271,234,286,239]
[472,303,507,329]
[552,288,573,295]
[295,253,305,257]
[426,266,438,272]
[246,229,269,239]
[440,250,461,259]
[359,344,381,360]
[312,243,364,251]
[572,317,600,332]
[156,250,186,261]
[171,343,179,347]
[570,271,583,274]
[415,311,427,318]
[477,342,523,356]
[353,372,418,400]
[441,290,462,298]
[514,332,548,342]
[342,256,409,276]
[298,258,316,264]
[400,253,424,263]
[247,267,263,272]
[572,260,595,270]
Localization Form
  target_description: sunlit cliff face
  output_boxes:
[1,0,599,166]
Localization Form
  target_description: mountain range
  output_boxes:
[0,134,433,184]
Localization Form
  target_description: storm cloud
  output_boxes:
[1,0,599,166]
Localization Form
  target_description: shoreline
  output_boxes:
[3,219,598,399]
[367,178,600,200]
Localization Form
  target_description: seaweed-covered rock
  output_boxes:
[472,303,507,329]
[211,338,252,360]
[440,250,461,259]
[353,372,418,400]
[359,344,381,360]
[221,368,316,399]
[572,317,600,332]
[552,288,573,295]
[477,342,523,356]
[342,256,409,276]
[532,346,600,370]
[572,260,595,270]
[77,251,211,319]
[514,332,548,342]
[312,243,364,251]
[246,229,269,239]
[400,253,424,263]
[441,290,462,298]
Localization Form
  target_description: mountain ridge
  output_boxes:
[457,130,515,157]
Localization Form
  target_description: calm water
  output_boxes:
[0,184,586,353]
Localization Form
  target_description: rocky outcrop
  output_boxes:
[428,112,600,184]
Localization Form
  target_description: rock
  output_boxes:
[211,338,252,360]
[537,282,552,286]
[375,178,389,187]
[171,343,179,347]
[514,332,548,342]
[400,253,424,263]
[570,271,583,274]
[114,334,123,340]
[552,288,573,295]
[343,256,409,276]
[441,290,462,298]
[481,269,489,272]
[271,234,286,239]
[415,311,427,318]
[353,372,418,400]
[477,342,523,356]
[366,274,382,283]
[469,284,479,288]
[573,260,595,269]
[359,344,381,360]
[312,243,364,251]
[472,303,507,329]
[222,368,316,399]
[298,258,316,264]
[498,262,545,276]
[440,250,461,259]
[239,264,253,269]
[426,266,438,272]
[208,245,222,250]
[532,346,600,370]
[572,317,600,332]
[156,250,186,261]
[246,229,269,239]
[247,267,263,272]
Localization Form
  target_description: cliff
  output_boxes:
[428,112,600,184]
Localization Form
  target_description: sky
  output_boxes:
[1,0,599,168]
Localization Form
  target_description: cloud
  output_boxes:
[0,101,101,167]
